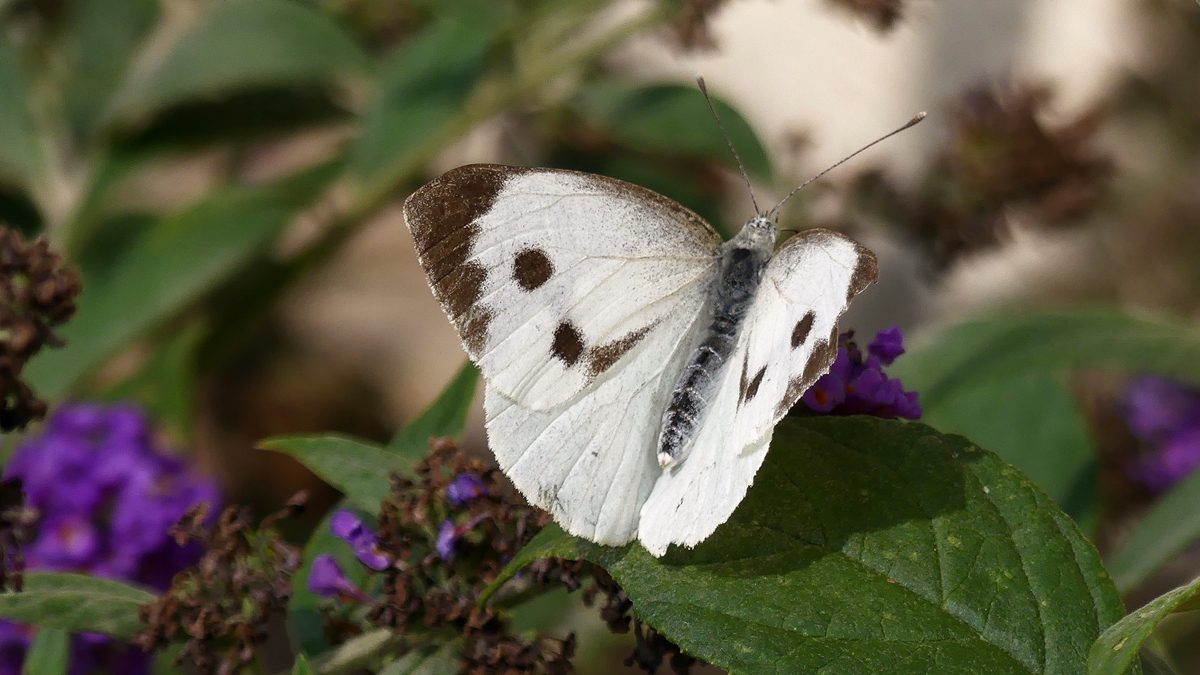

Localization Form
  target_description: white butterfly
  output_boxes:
[404,105,920,556]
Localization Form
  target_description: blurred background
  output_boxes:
[4,0,1200,672]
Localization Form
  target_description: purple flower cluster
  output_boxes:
[0,403,220,675]
[1122,375,1200,492]
[308,473,490,602]
[801,327,921,419]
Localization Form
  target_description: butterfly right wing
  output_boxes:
[404,164,722,411]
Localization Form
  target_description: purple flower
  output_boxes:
[1124,375,1200,443]
[447,474,487,505]
[1122,375,1200,492]
[1,402,220,672]
[330,511,391,571]
[801,329,921,420]
[868,326,906,365]
[436,520,457,559]
[307,554,372,603]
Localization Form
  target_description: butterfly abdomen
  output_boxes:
[657,221,775,468]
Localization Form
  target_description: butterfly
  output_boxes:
[403,91,922,556]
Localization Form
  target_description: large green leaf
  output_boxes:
[0,573,154,640]
[350,16,493,194]
[0,33,43,191]
[387,361,479,463]
[63,0,158,140]
[261,435,403,512]
[1088,576,1200,675]
[22,628,68,675]
[917,372,1096,523]
[570,82,772,181]
[891,310,1200,410]
[107,0,369,123]
[493,416,1123,675]
[25,161,341,400]
[1107,469,1200,592]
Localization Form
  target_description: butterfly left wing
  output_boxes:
[638,229,878,555]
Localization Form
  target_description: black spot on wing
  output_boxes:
[744,365,766,402]
[791,312,815,349]
[552,321,585,367]
[513,247,554,291]
[775,330,840,417]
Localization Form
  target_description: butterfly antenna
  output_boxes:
[766,111,927,220]
[697,75,760,215]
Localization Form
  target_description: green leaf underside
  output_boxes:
[26,160,340,400]
[0,573,154,640]
[108,0,368,122]
[920,372,1095,521]
[388,361,479,462]
[1088,576,1200,675]
[261,435,402,512]
[0,32,42,190]
[350,16,492,191]
[494,417,1123,675]
[23,628,69,675]
[1107,469,1200,592]
[571,82,772,181]
[891,310,1200,410]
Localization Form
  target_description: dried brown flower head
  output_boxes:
[135,492,308,675]
[0,227,81,431]
[825,0,904,31]
[668,0,732,51]
[0,478,35,592]
[367,438,571,674]
[846,83,1112,268]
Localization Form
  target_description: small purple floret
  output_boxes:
[436,520,457,559]
[308,554,371,603]
[447,474,487,505]
[868,326,906,365]
[329,510,391,571]
[1122,375,1200,492]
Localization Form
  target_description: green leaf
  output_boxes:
[292,654,313,675]
[350,16,492,194]
[261,435,403,512]
[25,160,341,400]
[107,0,369,123]
[62,0,158,140]
[289,500,367,656]
[377,640,463,675]
[99,321,205,444]
[918,372,1096,523]
[388,361,479,463]
[1088,575,1200,675]
[0,32,43,191]
[891,309,1200,410]
[0,573,154,640]
[22,628,68,675]
[571,82,772,181]
[493,416,1124,675]
[312,628,394,674]
[1107,469,1200,592]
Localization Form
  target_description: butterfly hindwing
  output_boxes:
[637,229,877,555]
[404,164,722,411]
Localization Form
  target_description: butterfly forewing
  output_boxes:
[404,164,722,412]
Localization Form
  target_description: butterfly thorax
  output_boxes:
[657,216,776,468]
